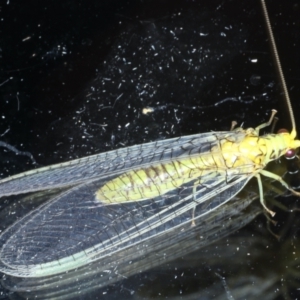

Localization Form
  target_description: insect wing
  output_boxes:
[0,170,249,278]
[0,192,261,300]
[0,131,246,197]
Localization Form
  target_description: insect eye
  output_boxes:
[277,128,288,134]
[285,148,296,159]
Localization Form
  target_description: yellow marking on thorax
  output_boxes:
[219,131,300,168]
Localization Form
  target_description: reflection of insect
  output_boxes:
[0,189,262,299]
[0,0,299,279]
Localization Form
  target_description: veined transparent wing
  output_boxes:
[0,131,246,197]
[0,191,261,300]
[0,171,249,277]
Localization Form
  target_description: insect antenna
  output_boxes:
[260,0,297,138]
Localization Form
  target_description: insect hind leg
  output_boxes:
[190,183,198,226]
[259,169,300,212]
[255,173,276,217]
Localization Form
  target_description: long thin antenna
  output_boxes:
[260,0,296,136]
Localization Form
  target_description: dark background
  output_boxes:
[0,0,299,299]
[1,0,299,175]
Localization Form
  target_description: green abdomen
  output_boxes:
[95,155,217,204]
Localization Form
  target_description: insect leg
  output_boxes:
[191,183,197,226]
[230,121,238,131]
[255,109,277,134]
[260,169,300,197]
[191,179,209,226]
[255,173,276,216]
[190,177,220,226]
[270,117,279,134]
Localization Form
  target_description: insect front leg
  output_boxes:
[255,109,277,134]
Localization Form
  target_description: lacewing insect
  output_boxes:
[0,0,299,278]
